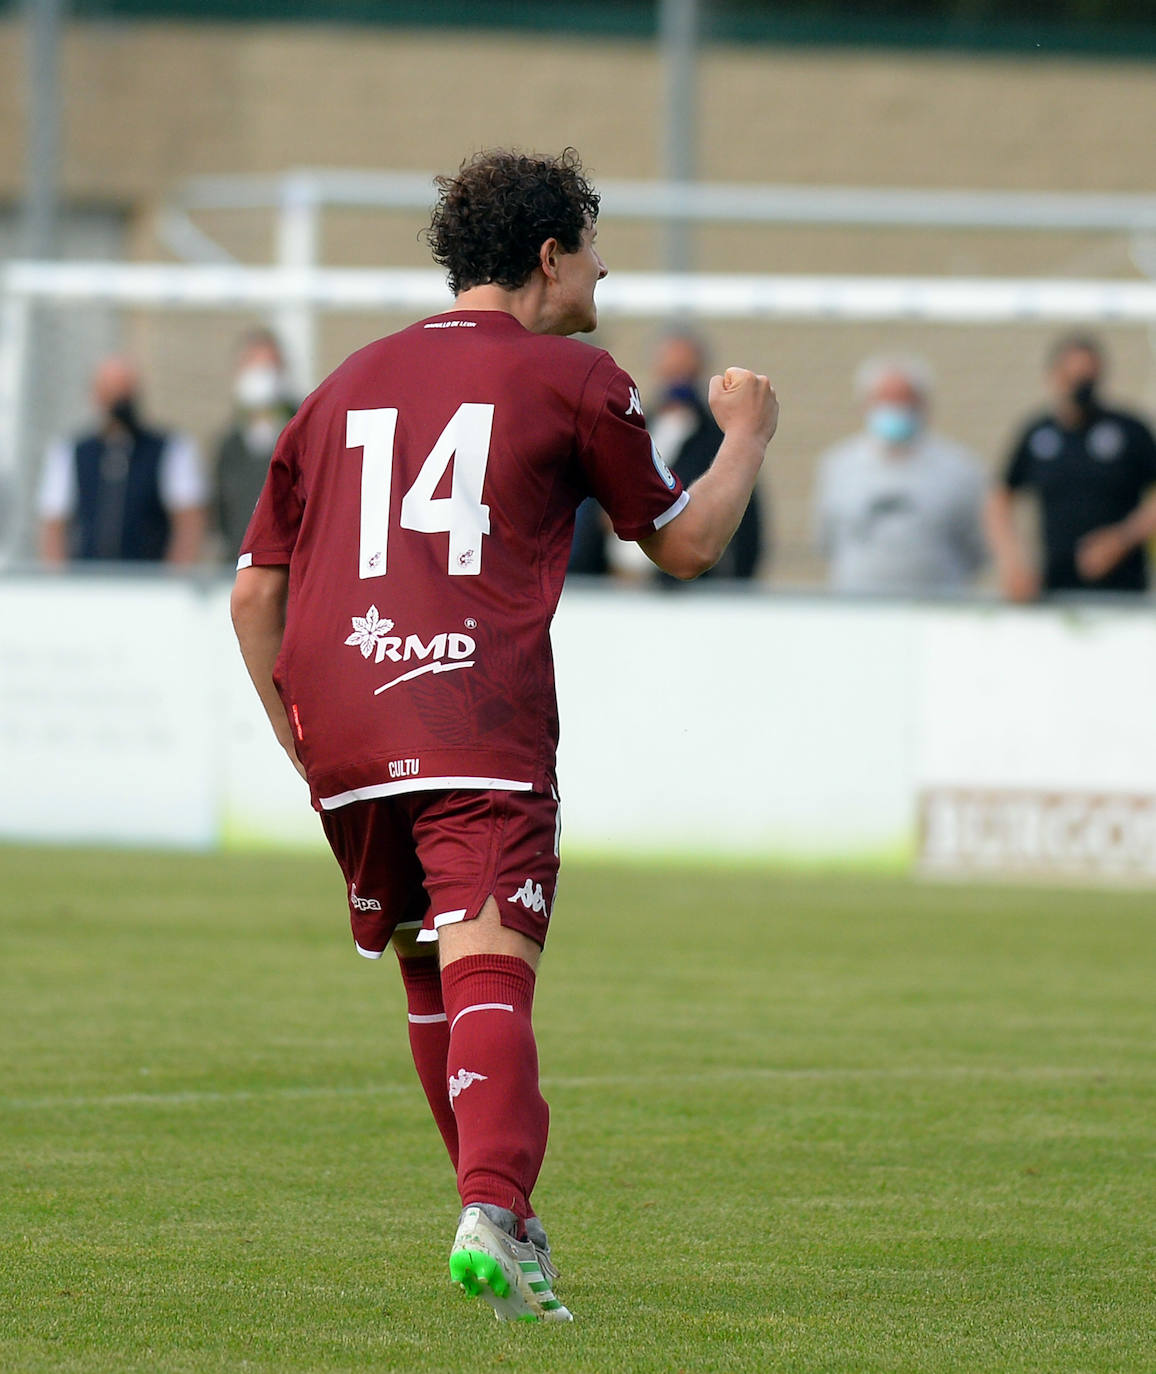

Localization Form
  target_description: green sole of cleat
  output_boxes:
[450,1247,510,1300]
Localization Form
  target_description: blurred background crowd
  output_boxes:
[4,0,1156,601]
[33,327,1156,604]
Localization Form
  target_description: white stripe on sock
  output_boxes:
[407,1012,448,1024]
[450,1001,514,1033]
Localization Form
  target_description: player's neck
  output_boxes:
[450,283,551,334]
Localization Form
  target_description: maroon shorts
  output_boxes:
[319,785,561,959]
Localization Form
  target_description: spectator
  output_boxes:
[213,329,296,562]
[986,334,1156,600]
[813,355,986,596]
[38,355,206,565]
[650,328,764,582]
[566,328,767,583]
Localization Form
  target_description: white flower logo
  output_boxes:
[345,605,394,659]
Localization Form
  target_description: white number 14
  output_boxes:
[347,402,494,579]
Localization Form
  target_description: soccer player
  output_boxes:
[230,148,777,1323]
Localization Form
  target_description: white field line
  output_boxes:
[0,1064,1137,1113]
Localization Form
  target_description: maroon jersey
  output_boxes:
[238,309,688,811]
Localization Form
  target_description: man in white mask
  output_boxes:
[812,355,987,595]
[212,330,296,561]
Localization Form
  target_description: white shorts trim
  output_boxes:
[319,776,533,811]
[354,941,384,961]
[652,489,690,532]
[450,1001,514,1033]
[414,907,468,945]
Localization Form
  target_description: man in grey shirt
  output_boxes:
[813,356,987,595]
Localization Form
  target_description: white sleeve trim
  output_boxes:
[236,552,254,570]
[159,433,208,510]
[652,489,690,532]
[36,439,76,520]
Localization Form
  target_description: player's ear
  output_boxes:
[539,238,561,282]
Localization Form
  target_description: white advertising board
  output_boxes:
[2,578,1155,883]
[913,604,1156,878]
[552,592,917,863]
[0,578,218,847]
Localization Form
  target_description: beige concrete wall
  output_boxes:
[3,21,1155,579]
[2,25,1154,202]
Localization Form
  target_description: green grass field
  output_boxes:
[1,846,1153,1373]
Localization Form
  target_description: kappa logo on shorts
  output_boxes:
[448,1069,488,1102]
[508,878,547,915]
[349,884,382,913]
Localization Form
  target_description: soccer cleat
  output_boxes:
[524,1214,560,1287]
[449,1205,572,1322]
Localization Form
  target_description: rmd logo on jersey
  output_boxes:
[344,604,476,696]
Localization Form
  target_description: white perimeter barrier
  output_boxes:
[2,577,1155,882]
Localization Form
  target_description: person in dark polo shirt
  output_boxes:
[986,335,1156,600]
[38,355,206,565]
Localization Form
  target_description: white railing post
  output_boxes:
[274,171,320,395]
[0,285,32,567]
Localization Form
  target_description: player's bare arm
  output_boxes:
[230,564,305,778]
[640,366,778,580]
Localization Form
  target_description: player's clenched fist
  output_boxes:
[708,367,779,446]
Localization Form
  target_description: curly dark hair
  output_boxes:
[425,148,601,295]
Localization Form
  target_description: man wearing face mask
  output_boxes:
[986,335,1156,600]
[813,355,986,595]
[38,355,206,565]
[212,330,297,562]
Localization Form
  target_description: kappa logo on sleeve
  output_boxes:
[625,386,644,419]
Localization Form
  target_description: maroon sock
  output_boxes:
[440,953,549,1221]
[397,955,458,1170]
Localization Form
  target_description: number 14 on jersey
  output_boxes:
[348,403,494,578]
